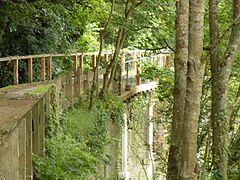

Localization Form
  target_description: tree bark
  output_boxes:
[179,0,206,179]
[166,0,188,179]
[211,0,240,178]
[88,0,115,110]
[101,0,143,97]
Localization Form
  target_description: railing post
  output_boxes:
[79,54,84,75]
[13,59,19,85]
[136,62,141,85]
[125,63,130,91]
[41,57,46,81]
[137,51,141,59]
[109,53,113,61]
[92,54,96,69]
[73,55,78,74]
[28,58,33,83]
[165,55,171,68]
[47,57,52,80]
[74,67,81,100]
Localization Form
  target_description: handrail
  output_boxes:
[0,50,148,62]
[0,49,171,88]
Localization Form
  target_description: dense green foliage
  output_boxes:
[0,0,239,178]
[0,0,175,87]
[34,94,124,179]
[141,55,240,178]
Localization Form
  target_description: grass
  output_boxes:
[24,84,52,96]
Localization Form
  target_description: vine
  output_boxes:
[33,93,125,179]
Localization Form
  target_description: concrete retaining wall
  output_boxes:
[0,68,91,180]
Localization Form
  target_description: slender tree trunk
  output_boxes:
[88,0,115,109]
[106,28,127,92]
[101,28,125,96]
[101,8,130,96]
[179,0,206,178]
[211,0,240,178]
[101,0,143,97]
[167,0,188,179]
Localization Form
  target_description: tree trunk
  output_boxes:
[101,28,125,96]
[179,0,206,178]
[167,0,188,179]
[88,0,115,109]
[211,0,240,178]
[101,0,143,97]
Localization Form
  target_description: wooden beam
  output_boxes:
[165,55,171,68]
[73,55,78,74]
[47,57,52,80]
[92,54,96,68]
[13,59,19,85]
[28,58,33,83]
[79,55,84,75]
[136,63,141,85]
[41,57,46,81]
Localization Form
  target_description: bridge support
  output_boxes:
[147,102,155,180]
[120,113,130,180]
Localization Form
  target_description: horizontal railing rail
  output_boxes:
[0,49,169,87]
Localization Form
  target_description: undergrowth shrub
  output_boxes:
[34,94,124,179]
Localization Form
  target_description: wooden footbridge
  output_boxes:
[0,49,171,180]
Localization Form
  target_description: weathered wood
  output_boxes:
[137,52,141,58]
[92,54,96,68]
[165,56,171,68]
[0,50,146,63]
[74,68,81,99]
[13,59,19,85]
[28,58,33,83]
[121,82,158,100]
[73,55,78,74]
[79,55,84,75]
[47,57,52,80]
[136,63,141,85]
[41,57,46,81]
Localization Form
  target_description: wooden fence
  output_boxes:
[0,49,171,180]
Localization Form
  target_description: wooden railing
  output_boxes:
[0,49,171,180]
[0,50,147,85]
